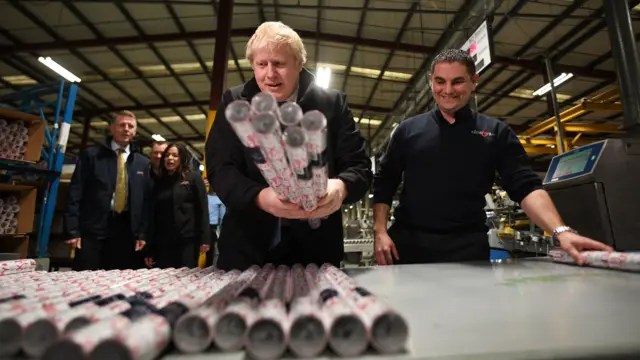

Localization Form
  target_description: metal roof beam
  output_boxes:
[0,29,616,81]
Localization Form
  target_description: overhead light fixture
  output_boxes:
[532,73,573,97]
[316,67,331,89]
[38,57,82,83]
[151,134,166,141]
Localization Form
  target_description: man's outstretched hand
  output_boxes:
[557,231,613,265]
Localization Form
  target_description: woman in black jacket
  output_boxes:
[145,143,210,268]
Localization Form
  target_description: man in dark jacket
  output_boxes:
[206,21,372,271]
[149,140,168,181]
[64,111,150,270]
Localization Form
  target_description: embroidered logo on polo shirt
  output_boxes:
[471,130,494,137]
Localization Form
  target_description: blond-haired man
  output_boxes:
[64,111,150,270]
[206,21,372,271]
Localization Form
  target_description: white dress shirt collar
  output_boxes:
[111,140,130,154]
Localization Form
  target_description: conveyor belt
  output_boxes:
[164,258,640,359]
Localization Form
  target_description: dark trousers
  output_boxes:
[388,223,490,264]
[72,212,136,271]
[154,241,199,269]
[265,225,341,268]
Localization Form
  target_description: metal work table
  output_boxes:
[166,258,640,360]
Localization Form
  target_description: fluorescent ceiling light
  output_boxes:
[316,67,331,89]
[38,57,82,83]
[532,73,573,97]
[151,134,166,141]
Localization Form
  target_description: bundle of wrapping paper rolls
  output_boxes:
[0,195,20,235]
[0,260,409,360]
[0,119,29,161]
[225,92,329,228]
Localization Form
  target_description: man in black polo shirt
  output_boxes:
[372,49,611,266]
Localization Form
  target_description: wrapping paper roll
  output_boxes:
[0,197,20,235]
[285,264,325,358]
[90,313,170,360]
[0,120,28,161]
[279,102,303,126]
[245,265,291,360]
[284,126,315,211]
[253,112,300,204]
[251,92,281,118]
[549,248,640,271]
[301,110,329,199]
[0,259,36,276]
[225,100,287,200]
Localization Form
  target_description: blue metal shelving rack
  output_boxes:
[0,79,79,258]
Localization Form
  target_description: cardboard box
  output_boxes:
[0,184,37,234]
[0,107,46,162]
[0,235,29,258]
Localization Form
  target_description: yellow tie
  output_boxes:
[114,148,127,214]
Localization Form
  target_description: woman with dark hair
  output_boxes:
[145,143,210,268]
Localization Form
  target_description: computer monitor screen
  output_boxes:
[551,148,592,179]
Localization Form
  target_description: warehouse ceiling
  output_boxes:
[0,0,638,168]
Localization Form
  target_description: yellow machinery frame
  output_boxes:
[518,88,624,155]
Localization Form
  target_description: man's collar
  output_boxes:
[285,84,299,103]
[434,104,475,125]
[110,140,130,153]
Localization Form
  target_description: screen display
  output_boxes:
[551,148,593,179]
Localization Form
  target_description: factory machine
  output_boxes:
[484,187,553,257]
[543,138,640,251]
[342,199,377,267]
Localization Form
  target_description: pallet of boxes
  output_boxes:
[0,108,45,259]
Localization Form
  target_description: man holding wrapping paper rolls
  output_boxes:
[206,21,372,271]
[372,49,612,266]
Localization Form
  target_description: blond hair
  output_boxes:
[112,110,136,123]
[246,22,307,66]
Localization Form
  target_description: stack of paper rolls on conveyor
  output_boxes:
[213,263,276,352]
[0,119,28,161]
[320,263,409,354]
[225,92,329,230]
[304,264,369,357]
[0,195,20,235]
[0,263,408,359]
[37,266,232,360]
[549,248,640,271]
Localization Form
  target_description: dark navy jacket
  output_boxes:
[206,69,372,270]
[64,141,151,241]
